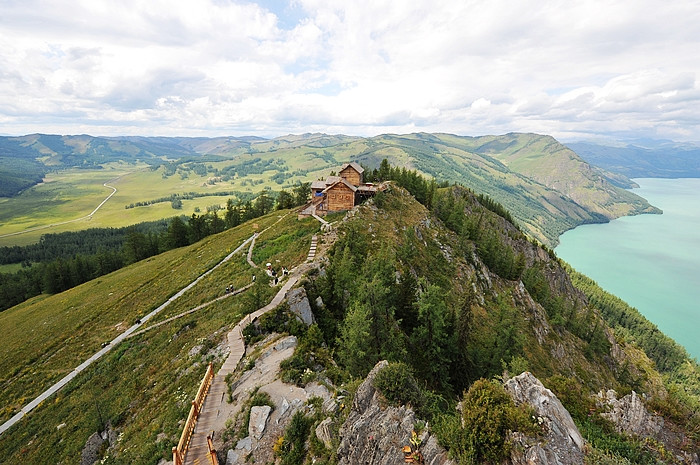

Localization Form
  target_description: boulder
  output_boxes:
[80,431,105,465]
[315,417,334,450]
[225,449,243,465]
[248,405,272,440]
[504,372,585,465]
[597,390,699,464]
[287,288,315,326]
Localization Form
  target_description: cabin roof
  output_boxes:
[311,175,342,190]
[322,178,357,193]
[339,162,364,174]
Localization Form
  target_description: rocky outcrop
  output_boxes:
[248,405,272,439]
[337,361,455,465]
[287,287,315,326]
[597,389,663,438]
[315,417,334,449]
[597,390,700,465]
[504,372,585,465]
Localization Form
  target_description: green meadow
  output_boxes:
[0,209,320,463]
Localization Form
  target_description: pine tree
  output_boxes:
[337,302,374,377]
[412,281,451,387]
[167,216,189,248]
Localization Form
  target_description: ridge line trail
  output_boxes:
[0,175,122,239]
[183,232,322,465]
[0,213,290,436]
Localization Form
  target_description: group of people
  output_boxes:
[265,263,289,285]
[224,284,235,294]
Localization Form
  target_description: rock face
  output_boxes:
[315,417,334,450]
[80,423,117,465]
[504,372,585,465]
[598,389,663,437]
[248,405,272,439]
[337,361,455,465]
[597,390,700,465]
[287,287,315,326]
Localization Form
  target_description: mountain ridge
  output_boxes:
[0,132,657,247]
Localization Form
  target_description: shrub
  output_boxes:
[435,379,537,465]
[277,410,312,465]
[373,362,424,413]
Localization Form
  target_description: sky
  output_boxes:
[1,0,699,142]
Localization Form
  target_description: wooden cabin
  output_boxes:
[301,162,384,217]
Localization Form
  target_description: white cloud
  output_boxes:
[0,0,698,140]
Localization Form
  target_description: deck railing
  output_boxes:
[207,434,219,465]
[172,362,215,465]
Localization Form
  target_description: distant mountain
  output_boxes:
[0,132,659,246]
[566,140,700,178]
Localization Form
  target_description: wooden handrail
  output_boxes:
[172,362,216,465]
[207,434,219,465]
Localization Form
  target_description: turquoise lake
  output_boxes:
[555,178,700,361]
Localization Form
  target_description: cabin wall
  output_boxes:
[339,167,362,186]
[326,185,355,211]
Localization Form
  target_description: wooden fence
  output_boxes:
[172,362,215,465]
[207,434,219,465]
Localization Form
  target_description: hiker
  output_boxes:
[282,266,289,276]
[229,284,234,293]
[252,274,256,282]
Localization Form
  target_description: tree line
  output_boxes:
[123,190,253,210]
[0,183,310,312]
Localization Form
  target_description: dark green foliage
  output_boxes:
[467,295,526,379]
[373,362,424,412]
[124,190,252,210]
[292,181,311,206]
[578,418,656,464]
[279,324,343,386]
[363,159,436,208]
[411,281,453,389]
[431,188,524,280]
[277,411,312,465]
[276,189,295,210]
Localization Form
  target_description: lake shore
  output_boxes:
[555,178,700,361]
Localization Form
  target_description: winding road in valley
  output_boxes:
[0,178,120,239]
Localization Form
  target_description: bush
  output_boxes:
[373,362,424,412]
[435,379,537,465]
[277,410,312,465]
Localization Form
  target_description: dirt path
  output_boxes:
[183,259,316,464]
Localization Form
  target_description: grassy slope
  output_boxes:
[0,210,319,464]
[461,133,660,218]
[353,133,610,245]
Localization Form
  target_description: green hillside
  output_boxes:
[0,209,320,462]
[0,181,697,464]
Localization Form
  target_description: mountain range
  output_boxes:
[0,132,668,247]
